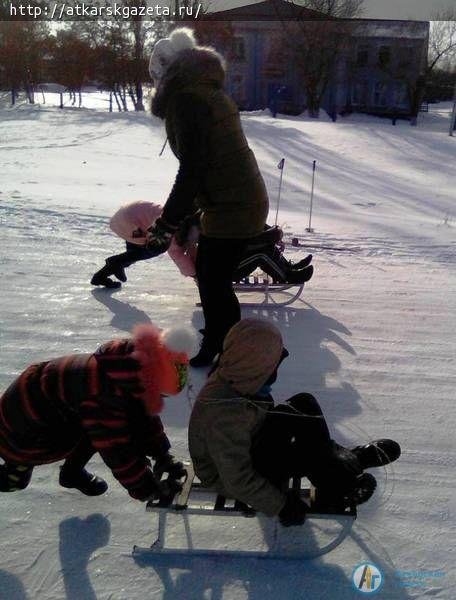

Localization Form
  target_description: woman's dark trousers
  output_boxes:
[195,234,249,352]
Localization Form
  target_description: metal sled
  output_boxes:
[233,274,305,307]
[195,274,304,309]
[132,463,356,561]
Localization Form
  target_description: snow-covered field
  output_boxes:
[0,99,455,599]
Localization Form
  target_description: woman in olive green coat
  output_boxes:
[146,28,269,367]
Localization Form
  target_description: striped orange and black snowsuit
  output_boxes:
[0,338,170,500]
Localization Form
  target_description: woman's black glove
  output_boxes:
[174,211,201,246]
[278,491,308,527]
[146,217,178,253]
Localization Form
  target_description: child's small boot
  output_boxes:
[0,464,33,492]
[351,439,401,469]
[91,265,121,289]
[312,472,377,512]
[285,265,314,284]
[59,467,108,496]
[105,257,127,283]
[292,254,313,270]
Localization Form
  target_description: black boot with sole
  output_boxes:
[59,467,108,496]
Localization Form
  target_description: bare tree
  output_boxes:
[66,2,163,111]
[291,22,346,116]
[294,0,364,18]
[0,21,50,104]
[51,30,92,106]
[130,2,147,111]
[428,12,456,73]
[69,13,153,111]
[386,14,456,122]
[0,1,206,111]
[279,1,364,117]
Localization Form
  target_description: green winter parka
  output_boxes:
[151,46,269,238]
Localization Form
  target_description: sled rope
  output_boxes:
[340,421,396,509]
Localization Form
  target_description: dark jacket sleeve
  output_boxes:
[161,93,212,227]
[80,340,170,501]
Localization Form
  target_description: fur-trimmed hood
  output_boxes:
[206,319,284,397]
[151,46,226,119]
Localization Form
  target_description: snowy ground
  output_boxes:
[0,99,455,599]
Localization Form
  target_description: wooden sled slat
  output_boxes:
[146,464,356,518]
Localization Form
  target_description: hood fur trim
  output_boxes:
[151,46,226,119]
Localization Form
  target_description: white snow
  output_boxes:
[0,98,455,599]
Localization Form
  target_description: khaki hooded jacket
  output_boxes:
[188,319,287,516]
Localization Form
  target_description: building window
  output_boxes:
[378,46,391,67]
[397,46,414,69]
[356,45,369,67]
[232,37,245,61]
[267,36,286,64]
[373,81,388,107]
[352,81,369,105]
[393,81,409,108]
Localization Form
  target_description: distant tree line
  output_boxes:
[1,0,454,115]
[0,0,200,109]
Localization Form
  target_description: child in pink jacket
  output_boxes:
[91,201,313,289]
[91,201,197,288]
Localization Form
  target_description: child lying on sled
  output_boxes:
[188,319,401,526]
[91,201,313,289]
[0,323,193,502]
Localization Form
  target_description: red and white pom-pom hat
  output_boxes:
[132,323,197,414]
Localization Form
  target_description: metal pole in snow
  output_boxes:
[275,158,285,226]
[450,84,456,137]
[306,160,316,232]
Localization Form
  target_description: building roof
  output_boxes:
[205,0,328,21]
[205,1,429,30]
[348,19,429,39]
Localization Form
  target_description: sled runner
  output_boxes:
[233,274,305,307]
[133,463,357,560]
[195,274,305,308]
